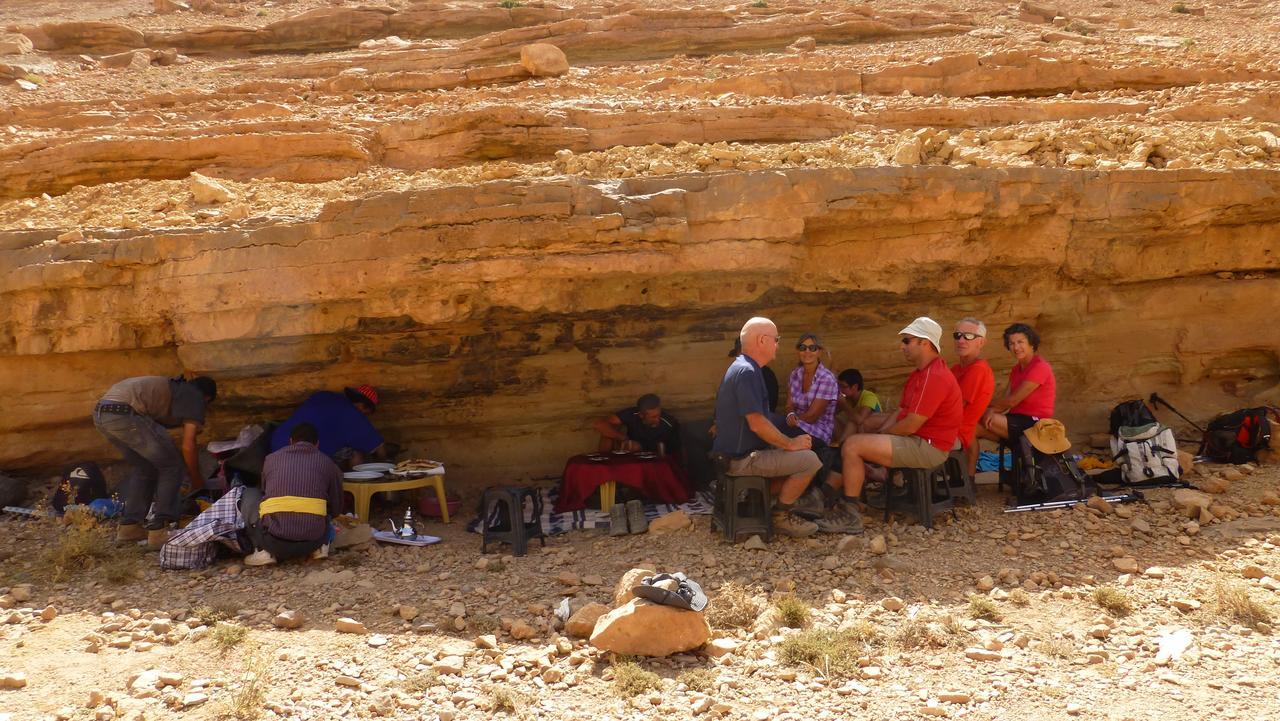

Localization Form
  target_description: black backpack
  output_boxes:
[51,461,108,514]
[1199,408,1273,464]
[1109,400,1157,436]
[1011,437,1096,507]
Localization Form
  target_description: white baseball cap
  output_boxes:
[898,316,943,351]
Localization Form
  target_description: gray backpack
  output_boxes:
[1111,423,1180,485]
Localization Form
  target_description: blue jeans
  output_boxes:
[93,410,185,526]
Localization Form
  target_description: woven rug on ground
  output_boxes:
[467,486,712,536]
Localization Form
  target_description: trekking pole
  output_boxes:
[1148,393,1206,433]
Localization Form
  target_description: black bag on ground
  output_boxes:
[1012,437,1095,506]
[1199,407,1272,464]
[51,461,108,514]
[1109,399,1157,436]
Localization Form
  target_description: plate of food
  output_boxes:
[353,462,395,473]
[634,452,657,459]
[586,454,609,461]
[343,470,385,480]
[391,459,444,476]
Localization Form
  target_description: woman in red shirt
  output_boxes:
[977,323,1057,444]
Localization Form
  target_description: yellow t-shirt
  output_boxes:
[856,390,882,412]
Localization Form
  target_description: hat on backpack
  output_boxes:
[1025,419,1072,455]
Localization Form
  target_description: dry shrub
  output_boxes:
[1091,586,1132,616]
[677,668,717,693]
[892,615,969,650]
[776,628,861,679]
[1214,583,1273,629]
[612,662,662,697]
[100,551,141,584]
[40,525,111,582]
[706,582,764,630]
[1008,588,1031,606]
[219,653,266,721]
[213,622,249,651]
[967,594,1002,622]
[489,685,524,714]
[400,670,440,694]
[1036,637,1074,659]
[774,596,812,628]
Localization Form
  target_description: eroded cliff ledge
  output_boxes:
[2,166,1277,480]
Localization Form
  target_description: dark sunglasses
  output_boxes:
[952,331,983,341]
[796,344,821,352]
[900,336,919,345]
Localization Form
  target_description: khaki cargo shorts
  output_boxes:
[889,435,948,469]
[728,448,822,479]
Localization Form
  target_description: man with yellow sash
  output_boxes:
[243,423,342,566]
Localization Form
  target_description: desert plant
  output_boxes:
[500,0,522,7]
[40,526,110,582]
[967,594,1002,622]
[219,653,266,721]
[1036,637,1074,660]
[1008,588,1031,606]
[213,622,249,650]
[100,551,141,584]
[1091,586,1132,616]
[774,596,811,628]
[489,685,524,713]
[1214,583,1273,629]
[776,628,860,678]
[751,0,768,6]
[1170,3,1189,12]
[400,670,440,694]
[677,668,717,693]
[891,615,969,650]
[612,662,662,697]
[706,582,764,630]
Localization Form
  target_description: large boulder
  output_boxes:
[589,598,711,657]
[564,602,608,638]
[520,43,569,77]
[612,567,654,606]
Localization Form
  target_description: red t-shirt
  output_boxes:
[951,358,996,450]
[896,357,964,451]
[1008,355,1056,418]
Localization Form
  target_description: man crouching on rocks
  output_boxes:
[712,317,855,537]
[242,423,343,566]
[93,374,217,548]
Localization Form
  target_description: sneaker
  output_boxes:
[814,502,864,535]
[311,543,330,560]
[625,499,648,534]
[244,549,277,566]
[115,523,146,543]
[790,487,827,520]
[771,510,818,538]
[609,503,628,536]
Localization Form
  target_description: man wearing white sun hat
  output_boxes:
[837,317,964,502]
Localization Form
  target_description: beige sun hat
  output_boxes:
[1025,418,1072,455]
[898,316,943,350]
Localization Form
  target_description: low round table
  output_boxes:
[344,470,450,524]
[555,453,690,513]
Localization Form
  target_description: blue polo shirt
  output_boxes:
[712,355,771,457]
[270,391,383,457]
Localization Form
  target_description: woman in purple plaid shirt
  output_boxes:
[785,332,840,445]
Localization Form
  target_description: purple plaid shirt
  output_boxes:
[788,364,839,443]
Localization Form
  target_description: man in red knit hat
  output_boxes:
[269,384,388,468]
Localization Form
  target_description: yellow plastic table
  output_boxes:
[343,474,450,524]
[598,480,618,512]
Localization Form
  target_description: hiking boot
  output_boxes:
[115,523,145,543]
[609,503,628,536]
[789,487,827,520]
[311,543,330,560]
[771,510,818,538]
[244,549,277,567]
[625,499,648,534]
[815,501,864,535]
[147,528,170,550]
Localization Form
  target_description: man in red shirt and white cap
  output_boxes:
[838,317,963,502]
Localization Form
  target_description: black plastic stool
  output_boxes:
[945,448,977,506]
[709,467,773,543]
[868,463,955,530]
[480,486,546,556]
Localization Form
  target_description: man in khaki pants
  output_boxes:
[711,317,829,537]
[839,317,964,502]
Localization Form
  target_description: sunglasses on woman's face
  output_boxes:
[796,344,820,352]
[952,331,983,341]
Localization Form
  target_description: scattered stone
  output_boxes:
[869,535,888,554]
[964,648,1001,661]
[519,43,569,77]
[1172,489,1212,518]
[0,672,28,689]
[10,587,31,603]
[0,33,34,55]
[704,638,740,657]
[557,570,581,586]
[188,173,235,204]
[509,621,535,640]
[1085,496,1112,515]
[880,597,905,612]
[432,656,465,675]
[397,605,419,621]
[1112,557,1140,574]
[366,634,388,647]
[648,510,692,533]
[743,535,768,551]
[273,610,305,629]
[335,618,367,634]
[1241,564,1266,580]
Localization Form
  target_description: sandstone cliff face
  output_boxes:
[2,167,1276,479]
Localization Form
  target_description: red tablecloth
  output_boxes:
[555,453,691,513]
